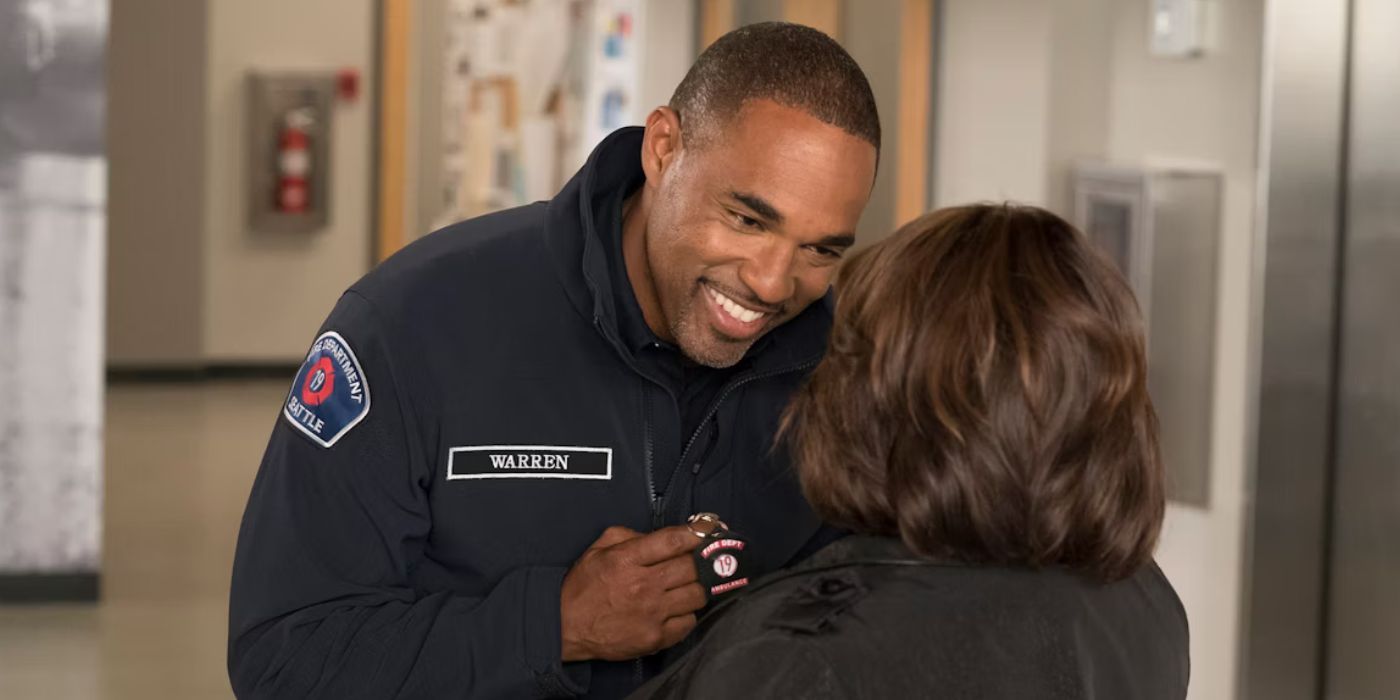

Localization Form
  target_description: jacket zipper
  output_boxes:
[642,389,662,527]
[655,359,820,525]
[593,316,819,690]
[592,318,669,526]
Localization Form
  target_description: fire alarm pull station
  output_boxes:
[248,72,335,233]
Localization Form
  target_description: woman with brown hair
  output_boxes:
[633,204,1189,699]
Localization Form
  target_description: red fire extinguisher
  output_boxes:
[276,108,315,214]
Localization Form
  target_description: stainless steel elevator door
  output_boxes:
[1326,0,1400,696]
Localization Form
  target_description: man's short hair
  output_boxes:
[669,22,881,152]
[782,204,1165,582]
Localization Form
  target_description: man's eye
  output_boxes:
[809,246,842,259]
[733,212,761,229]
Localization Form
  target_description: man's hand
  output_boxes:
[560,525,708,662]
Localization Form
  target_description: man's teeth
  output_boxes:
[709,288,767,324]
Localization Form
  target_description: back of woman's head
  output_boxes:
[784,204,1164,581]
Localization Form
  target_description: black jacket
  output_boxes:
[633,536,1190,700]
[228,128,836,699]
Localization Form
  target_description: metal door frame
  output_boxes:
[1239,0,1353,698]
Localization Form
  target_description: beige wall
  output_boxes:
[934,0,1053,208]
[1107,1,1265,699]
[1044,0,1114,216]
[640,0,698,117]
[201,0,377,362]
[842,0,904,242]
[107,0,208,366]
[935,1,1266,698]
[933,0,1117,217]
[108,0,376,366]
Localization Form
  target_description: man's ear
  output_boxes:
[640,107,684,182]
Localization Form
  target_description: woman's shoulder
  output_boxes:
[633,536,1188,699]
[717,534,1181,613]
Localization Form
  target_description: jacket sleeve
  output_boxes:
[228,290,587,699]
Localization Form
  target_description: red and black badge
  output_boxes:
[688,513,753,601]
[301,356,336,406]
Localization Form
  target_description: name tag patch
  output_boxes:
[283,331,371,448]
[447,445,613,481]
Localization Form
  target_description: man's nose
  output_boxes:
[737,240,797,306]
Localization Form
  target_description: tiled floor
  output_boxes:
[0,379,287,700]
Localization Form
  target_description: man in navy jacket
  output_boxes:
[229,22,880,699]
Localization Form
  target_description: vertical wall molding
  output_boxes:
[376,0,413,262]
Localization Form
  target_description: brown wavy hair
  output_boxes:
[783,204,1164,581]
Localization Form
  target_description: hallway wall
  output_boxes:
[935,1,1267,697]
[108,0,377,367]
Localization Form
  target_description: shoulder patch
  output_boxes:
[283,331,371,448]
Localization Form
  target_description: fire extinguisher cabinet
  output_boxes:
[247,71,335,233]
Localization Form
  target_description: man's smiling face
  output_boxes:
[640,100,877,368]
